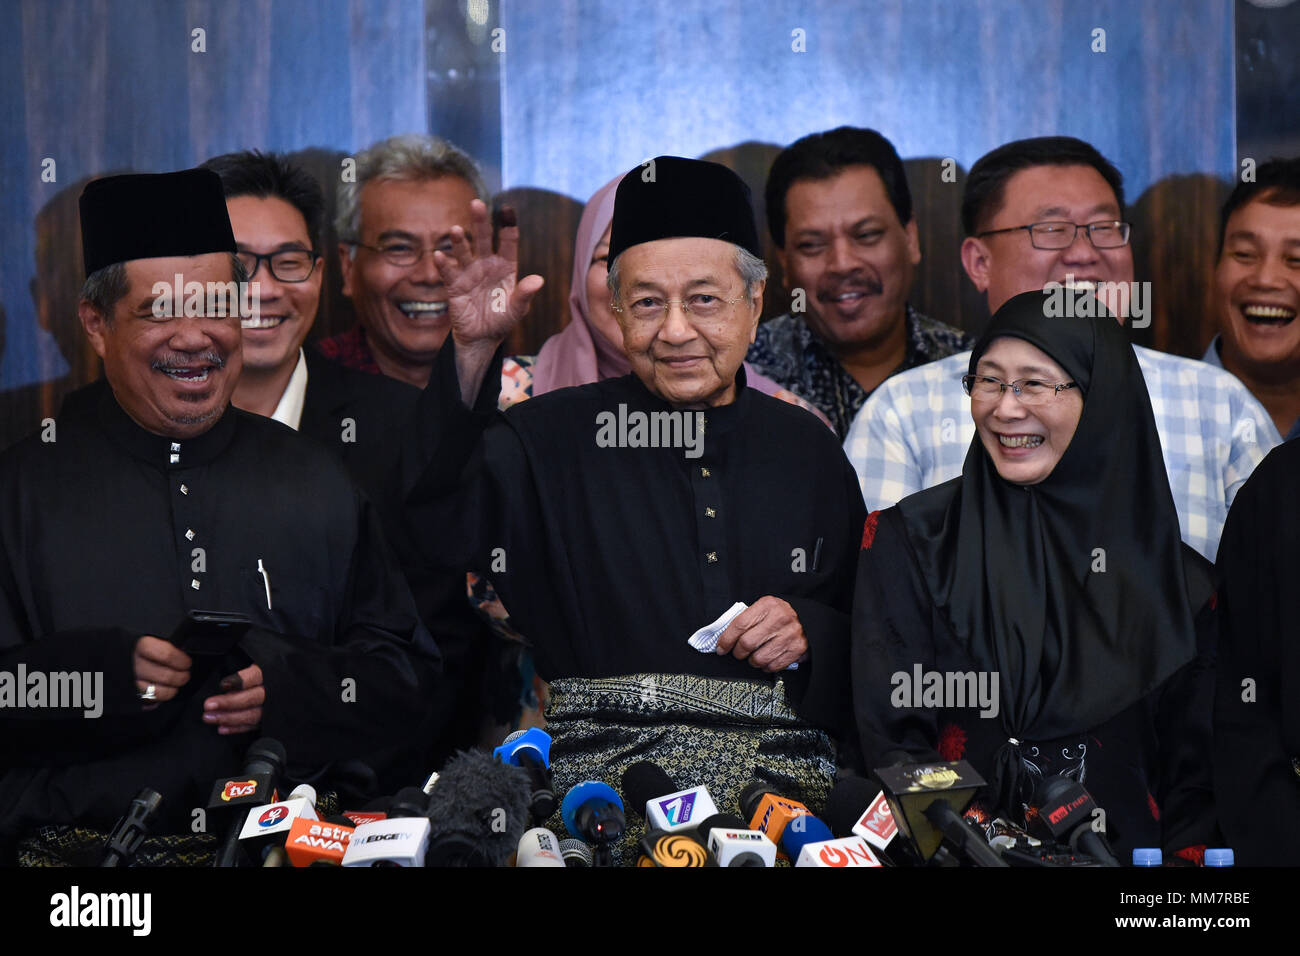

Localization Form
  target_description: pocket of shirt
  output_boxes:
[240,566,329,640]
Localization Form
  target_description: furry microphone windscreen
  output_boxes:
[424,749,531,867]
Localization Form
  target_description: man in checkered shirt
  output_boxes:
[846,137,1278,561]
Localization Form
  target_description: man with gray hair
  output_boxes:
[319,133,489,388]
[407,156,865,860]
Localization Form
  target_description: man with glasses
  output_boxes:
[406,158,865,852]
[202,151,420,478]
[203,151,490,771]
[846,136,1278,561]
[320,133,486,389]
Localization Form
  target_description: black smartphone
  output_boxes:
[169,610,251,656]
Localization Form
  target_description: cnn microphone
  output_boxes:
[515,827,566,867]
[1031,776,1121,867]
[560,780,626,867]
[697,813,776,867]
[494,727,557,823]
[211,737,286,868]
[621,761,719,832]
[101,788,164,867]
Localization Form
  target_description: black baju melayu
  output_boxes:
[1214,436,1300,865]
[0,382,441,845]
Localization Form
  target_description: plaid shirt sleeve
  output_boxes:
[845,352,973,512]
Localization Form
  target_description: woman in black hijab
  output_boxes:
[852,289,1217,862]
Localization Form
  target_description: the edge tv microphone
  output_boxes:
[621,761,720,832]
[101,788,164,867]
[873,756,1006,867]
[211,737,287,868]
[1031,776,1121,867]
[342,816,431,867]
[560,781,625,867]
[494,727,557,823]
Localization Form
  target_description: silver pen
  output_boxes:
[257,558,272,610]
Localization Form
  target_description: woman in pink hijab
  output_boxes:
[499,176,828,422]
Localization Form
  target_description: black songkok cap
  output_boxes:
[607,156,763,264]
[79,169,237,278]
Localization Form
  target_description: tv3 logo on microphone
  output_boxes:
[657,793,699,827]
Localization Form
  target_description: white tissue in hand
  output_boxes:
[687,601,798,670]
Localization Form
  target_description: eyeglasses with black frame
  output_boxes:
[975,220,1131,250]
[236,249,321,283]
[962,374,1079,405]
[611,293,748,323]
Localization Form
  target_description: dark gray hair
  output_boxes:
[80,254,248,318]
[606,244,768,303]
[335,133,488,242]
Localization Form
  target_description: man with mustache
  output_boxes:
[0,170,440,863]
[846,136,1279,561]
[1202,157,1300,441]
[746,126,972,437]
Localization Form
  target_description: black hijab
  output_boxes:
[896,290,1209,811]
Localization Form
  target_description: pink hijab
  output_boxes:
[531,175,801,402]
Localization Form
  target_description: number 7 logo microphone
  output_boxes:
[621,762,719,832]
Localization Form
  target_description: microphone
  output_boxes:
[1030,777,1121,867]
[494,728,557,823]
[515,827,567,867]
[621,761,719,832]
[100,788,164,867]
[211,738,287,868]
[285,815,355,867]
[558,837,593,867]
[822,775,909,865]
[425,750,531,866]
[873,757,1006,866]
[237,784,319,867]
[794,835,883,867]
[635,829,715,867]
[738,780,830,857]
[343,816,431,867]
[697,813,776,867]
[560,781,625,867]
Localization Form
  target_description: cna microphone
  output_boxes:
[425,750,531,866]
[558,838,593,868]
[494,727,557,823]
[1030,776,1121,867]
[101,788,164,867]
[211,737,287,868]
[516,827,566,867]
[621,762,719,832]
[697,813,776,867]
[286,815,356,867]
[560,781,626,867]
[237,784,319,867]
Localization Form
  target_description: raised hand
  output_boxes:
[436,199,545,350]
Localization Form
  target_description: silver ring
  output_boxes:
[139,683,157,701]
